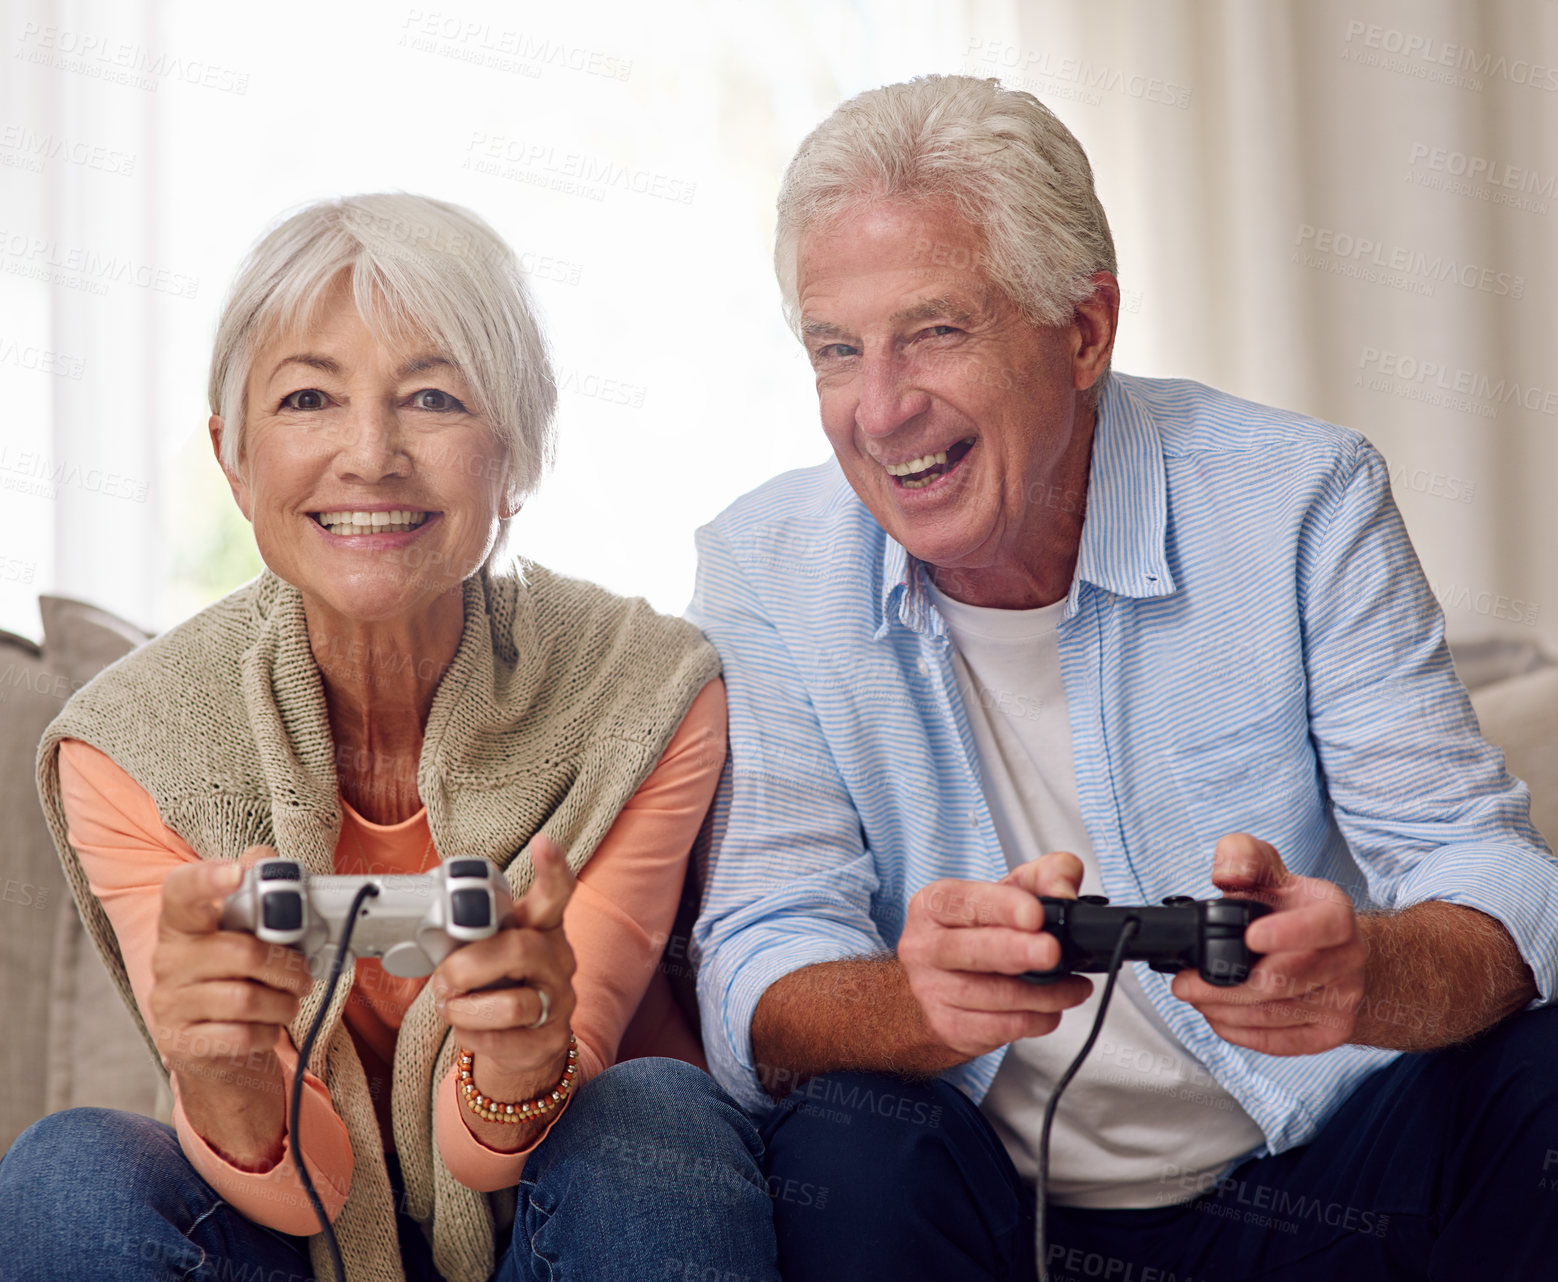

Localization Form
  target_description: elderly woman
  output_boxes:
[2,194,780,1282]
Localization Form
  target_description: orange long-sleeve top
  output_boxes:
[56,679,724,1236]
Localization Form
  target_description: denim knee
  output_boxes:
[763,1070,976,1181]
[1,1108,193,1208]
[759,1072,1029,1282]
[531,1057,767,1197]
[2,1108,314,1282]
[507,1058,780,1282]
[0,1109,207,1271]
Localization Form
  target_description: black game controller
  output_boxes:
[1020,895,1271,987]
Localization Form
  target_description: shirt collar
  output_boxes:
[876,373,1175,637]
[877,538,943,640]
[1067,373,1176,613]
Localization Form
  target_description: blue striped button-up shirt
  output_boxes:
[687,372,1557,1152]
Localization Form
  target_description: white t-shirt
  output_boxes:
[929,582,1266,1209]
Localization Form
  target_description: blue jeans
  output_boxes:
[0,1057,779,1282]
[760,1006,1558,1281]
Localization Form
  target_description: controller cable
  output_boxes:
[289,881,379,1282]
[1035,916,1140,1282]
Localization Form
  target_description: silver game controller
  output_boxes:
[219,856,515,979]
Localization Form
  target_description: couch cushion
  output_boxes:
[0,629,76,1153]
[1450,638,1552,692]
[0,598,164,1156]
[1471,665,1558,848]
[39,594,152,685]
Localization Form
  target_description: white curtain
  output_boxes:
[964,0,1557,650]
[2,0,1553,654]
[2,0,161,635]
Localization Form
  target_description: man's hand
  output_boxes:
[1171,833,1368,1055]
[896,852,1094,1060]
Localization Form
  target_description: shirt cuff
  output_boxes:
[1390,840,1558,1001]
[434,1057,575,1192]
[699,929,877,1116]
[169,1049,352,1236]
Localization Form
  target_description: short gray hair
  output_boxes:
[775,75,1116,331]
[208,192,556,508]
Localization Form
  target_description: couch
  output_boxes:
[2,597,1555,1157]
[1,597,168,1153]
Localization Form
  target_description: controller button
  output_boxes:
[448,859,488,880]
[1161,895,1195,906]
[451,888,492,929]
[1079,895,1111,905]
[263,890,303,932]
[259,863,301,881]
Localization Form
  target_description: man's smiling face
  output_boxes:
[797,200,1109,606]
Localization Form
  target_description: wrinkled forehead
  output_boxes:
[796,200,1006,319]
[801,195,991,256]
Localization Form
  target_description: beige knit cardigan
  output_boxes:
[36,564,721,1282]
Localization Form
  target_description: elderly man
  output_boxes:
[688,75,1558,1281]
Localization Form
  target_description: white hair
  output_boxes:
[208,193,556,509]
[775,75,1117,331]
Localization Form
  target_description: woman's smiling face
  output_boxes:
[212,275,512,627]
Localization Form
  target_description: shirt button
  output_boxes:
[968,811,980,827]
[917,659,930,676]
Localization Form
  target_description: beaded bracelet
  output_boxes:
[455,1035,579,1125]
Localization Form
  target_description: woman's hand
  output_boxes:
[432,835,578,1101]
[148,847,316,1166]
